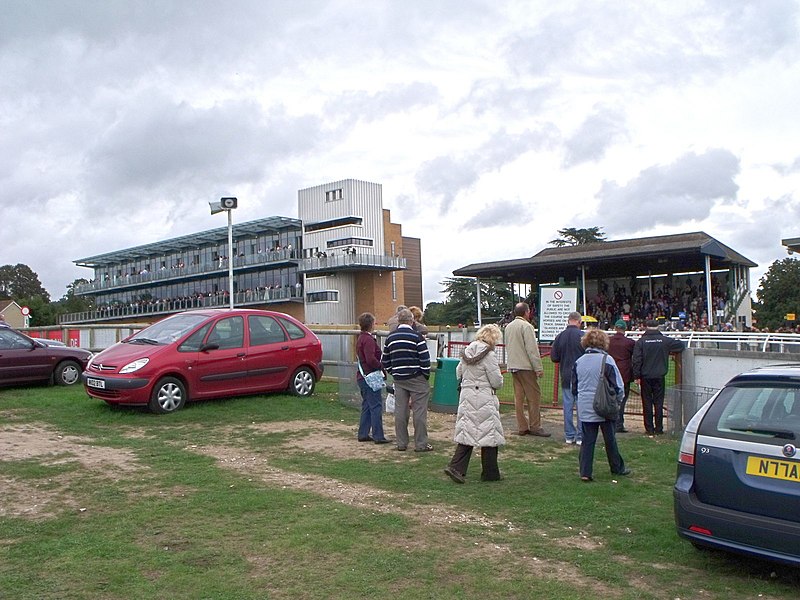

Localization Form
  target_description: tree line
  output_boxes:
[0,264,92,326]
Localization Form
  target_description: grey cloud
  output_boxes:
[461,198,532,230]
[84,97,323,211]
[324,82,440,124]
[597,148,740,232]
[771,155,800,175]
[504,2,799,85]
[562,105,628,167]
[460,79,557,118]
[416,126,559,214]
[713,194,800,282]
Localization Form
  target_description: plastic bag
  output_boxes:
[385,392,395,414]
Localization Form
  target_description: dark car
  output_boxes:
[83,308,324,414]
[0,326,92,387]
[674,364,800,566]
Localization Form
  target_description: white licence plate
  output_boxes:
[87,378,106,389]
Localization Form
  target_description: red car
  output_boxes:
[0,325,92,387]
[83,309,323,413]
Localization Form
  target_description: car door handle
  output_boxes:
[281,346,289,351]
[237,352,246,357]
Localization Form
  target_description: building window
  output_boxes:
[325,189,343,202]
[391,272,397,301]
[304,216,362,232]
[327,238,373,248]
[307,290,339,303]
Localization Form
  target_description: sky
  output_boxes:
[2,0,800,306]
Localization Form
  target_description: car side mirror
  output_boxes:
[200,342,220,352]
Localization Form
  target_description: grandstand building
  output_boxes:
[64,179,420,326]
[454,232,756,331]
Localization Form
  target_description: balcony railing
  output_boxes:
[75,249,299,295]
[298,252,406,274]
[59,287,303,325]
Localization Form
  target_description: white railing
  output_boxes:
[298,252,406,273]
[623,330,800,353]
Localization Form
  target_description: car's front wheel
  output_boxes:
[149,377,187,414]
[289,367,315,397]
[54,360,82,386]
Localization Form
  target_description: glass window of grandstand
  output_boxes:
[307,290,338,303]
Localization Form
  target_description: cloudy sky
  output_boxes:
[2,0,800,305]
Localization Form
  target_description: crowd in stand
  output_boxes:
[583,277,725,331]
[92,284,303,316]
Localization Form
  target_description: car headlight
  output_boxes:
[120,358,150,374]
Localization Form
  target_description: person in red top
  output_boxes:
[356,312,391,444]
[608,319,635,433]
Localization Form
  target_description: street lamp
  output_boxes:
[209,197,238,309]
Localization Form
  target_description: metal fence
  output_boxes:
[666,384,719,435]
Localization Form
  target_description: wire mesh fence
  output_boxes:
[666,384,719,435]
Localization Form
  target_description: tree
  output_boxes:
[19,295,59,327]
[56,278,94,314]
[755,257,800,330]
[548,227,607,247]
[422,301,446,325]
[437,277,516,326]
[0,264,50,302]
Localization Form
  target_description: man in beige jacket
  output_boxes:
[504,302,551,437]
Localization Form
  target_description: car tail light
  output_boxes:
[689,525,713,536]
[677,395,715,466]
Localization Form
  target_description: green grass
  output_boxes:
[1,382,798,599]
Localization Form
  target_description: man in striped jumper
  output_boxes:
[381,308,433,452]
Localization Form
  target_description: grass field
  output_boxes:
[1,380,798,599]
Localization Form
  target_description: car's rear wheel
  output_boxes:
[149,377,187,414]
[289,367,315,397]
[54,360,82,386]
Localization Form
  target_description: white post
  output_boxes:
[705,254,713,329]
[580,265,587,316]
[476,277,482,327]
[228,209,234,309]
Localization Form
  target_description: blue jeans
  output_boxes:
[357,379,386,441]
[562,386,582,442]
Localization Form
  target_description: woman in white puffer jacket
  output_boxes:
[444,324,505,483]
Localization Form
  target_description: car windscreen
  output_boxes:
[698,383,800,442]
[127,314,210,345]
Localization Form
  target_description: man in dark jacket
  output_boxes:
[632,319,685,435]
[550,311,585,444]
[608,319,635,433]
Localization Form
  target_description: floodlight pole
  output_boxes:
[209,197,238,310]
[227,208,234,309]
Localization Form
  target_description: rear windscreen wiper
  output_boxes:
[729,427,796,440]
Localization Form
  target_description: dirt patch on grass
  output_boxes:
[0,423,143,519]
